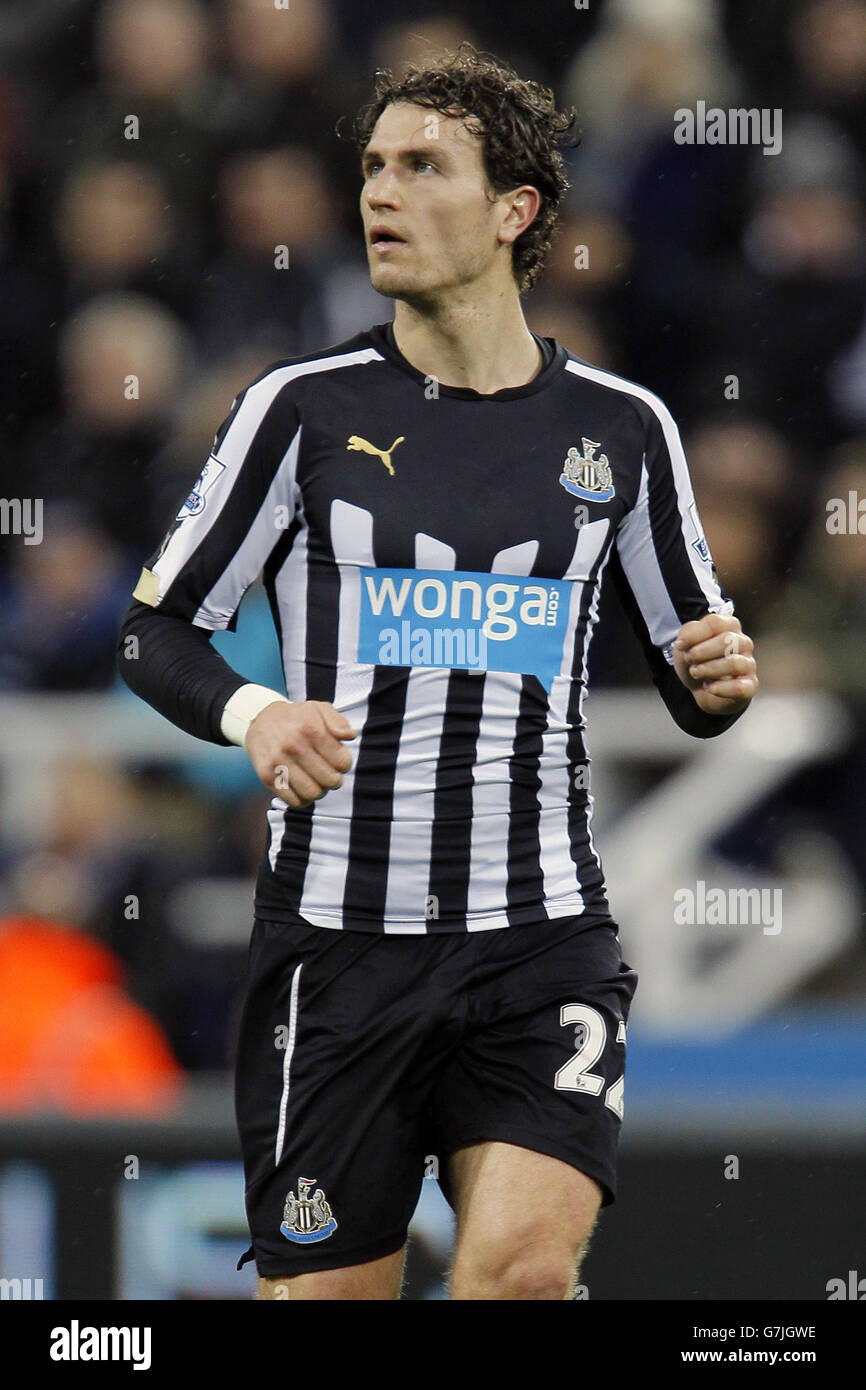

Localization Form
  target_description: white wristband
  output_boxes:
[221,684,292,747]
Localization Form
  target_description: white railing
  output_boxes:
[0,690,858,1032]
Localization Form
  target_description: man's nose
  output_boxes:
[366,166,400,207]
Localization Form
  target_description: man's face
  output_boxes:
[360,101,511,303]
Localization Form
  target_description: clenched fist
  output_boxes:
[673,613,758,716]
[244,700,357,808]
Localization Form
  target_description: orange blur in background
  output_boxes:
[0,915,184,1114]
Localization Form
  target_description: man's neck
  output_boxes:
[391,293,543,395]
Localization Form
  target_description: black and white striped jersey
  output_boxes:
[133,321,733,933]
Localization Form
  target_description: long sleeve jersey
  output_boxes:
[118,321,745,933]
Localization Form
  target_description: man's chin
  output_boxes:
[368,266,437,307]
[369,264,409,292]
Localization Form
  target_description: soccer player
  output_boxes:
[118,48,758,1300]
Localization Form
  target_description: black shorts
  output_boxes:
[234,911,638,1278]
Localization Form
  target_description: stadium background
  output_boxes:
[0,0,863,1299]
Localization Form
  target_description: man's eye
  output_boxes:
[363,159,435,178]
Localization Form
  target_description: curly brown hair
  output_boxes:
[347,43,579,293]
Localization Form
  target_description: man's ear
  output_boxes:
[497,185,541,245]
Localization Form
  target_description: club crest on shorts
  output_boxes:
[559,439,615,502]
[280,1177,338,1244]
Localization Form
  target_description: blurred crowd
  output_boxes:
[0,0,864,1090]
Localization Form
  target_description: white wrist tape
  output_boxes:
[221,684,292,747]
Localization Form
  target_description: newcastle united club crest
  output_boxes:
[280,1177,338,1244]
[559,439,615,502]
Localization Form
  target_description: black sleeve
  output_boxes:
[116,599,251,745]
[608,551,748,739]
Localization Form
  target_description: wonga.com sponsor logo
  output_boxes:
[357,567,570,691]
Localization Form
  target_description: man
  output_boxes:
[118,47,758,1300]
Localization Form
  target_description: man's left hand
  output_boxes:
[673,613,758,716]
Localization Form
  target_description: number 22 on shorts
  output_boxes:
[554,1003,626,1120]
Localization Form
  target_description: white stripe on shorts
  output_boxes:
[274,963,303,1167]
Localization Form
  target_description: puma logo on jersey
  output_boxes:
[346,434,405,476]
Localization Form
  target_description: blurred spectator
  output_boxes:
[683,418,808,593]
[98,0,210,101]
[562,0,740,215]
[621,113,866,434]
[742,115,864,277]
[728,438,866,898]
[198,138,389,358]
[0,505,134,691]
[54,160,192,318]
[689,491,777,640]
[60,291,189,430]
[41,0,216,233]
[677,418,804,639]
[527,297,616,370]
[195,146,342,360]
[534,210,636,374]
[214,0,361,199]
[0,913,183,1114]
[224,0,332,86]
[684,417,794,502]
[707,115,866,449]
[2,752,251,1069]
[554,1,749,412]
[20,292,190,554]
[786,0,866,163]
[759,441,866,699]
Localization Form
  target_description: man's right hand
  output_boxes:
[244,700,357,808]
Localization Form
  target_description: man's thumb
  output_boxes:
[324,707,357,739]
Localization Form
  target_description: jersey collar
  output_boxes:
[368,321,567,400]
